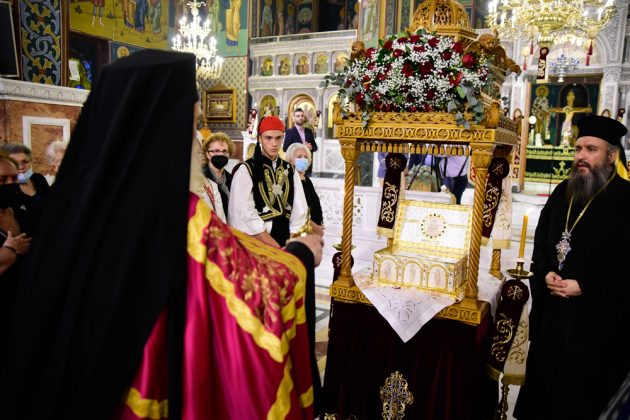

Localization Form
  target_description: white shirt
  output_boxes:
[201,178,227,223]
[228,159,308,237]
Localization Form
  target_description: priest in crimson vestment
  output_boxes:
[515,115,630,419]
[0,50,318,419]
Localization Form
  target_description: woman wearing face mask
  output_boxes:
[0,143,50,229]
[201,132,234,221]
[285,143,324,236]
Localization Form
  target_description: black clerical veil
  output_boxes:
[0,50,196,419]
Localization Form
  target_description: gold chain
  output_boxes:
[565,173,615,234]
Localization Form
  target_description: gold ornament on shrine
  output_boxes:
[380,371,414,420]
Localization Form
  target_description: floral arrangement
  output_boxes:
[322,29,492,128]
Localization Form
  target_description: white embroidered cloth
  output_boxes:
[354,269,503,342]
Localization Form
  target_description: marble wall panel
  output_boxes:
[0,99,81,173]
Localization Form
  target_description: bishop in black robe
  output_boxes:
[515,116,630,419]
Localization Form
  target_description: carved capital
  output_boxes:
[339,138,358,161]
[470,144,494,170]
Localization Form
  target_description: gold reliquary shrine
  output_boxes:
[373,200,473,300]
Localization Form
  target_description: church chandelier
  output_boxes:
[487,0,617,67]
[172,0,224,80]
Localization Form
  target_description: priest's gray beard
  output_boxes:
[567,159,613,204]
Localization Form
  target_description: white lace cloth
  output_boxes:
[354,269,503,342]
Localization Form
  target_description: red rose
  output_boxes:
[383,39,393,51]
[377,72,387,81]
[419,61,434,75]
[373,92,381,102]
[413,45,426,53]
[452,42,463,54]
[428,37,439,48]
[402,63,414,77]
[398,37,409,44]
[393,49,404,58]
[362,75,371,83]
[384,103,394,112]
[368,62,375,70]
[426,89,437,100]
[450,71,463,86]
[409,34,421,43]
[409,105,418,112]
[366,48,376,58]
[462,53,476,68]
[355,92,366,106]
[441,51,452,60]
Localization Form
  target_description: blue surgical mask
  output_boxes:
[294,157,309,173]
[17,168,33,184]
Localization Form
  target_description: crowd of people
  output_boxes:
[2,48,630,419]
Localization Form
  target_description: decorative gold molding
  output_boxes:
[435,300,489,325]
[330,284,372,305]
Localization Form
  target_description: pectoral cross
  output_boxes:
[549,89,592,146]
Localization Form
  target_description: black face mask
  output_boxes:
[210,155,229,170]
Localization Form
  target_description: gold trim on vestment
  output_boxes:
[267,359,295,419]
[300,386,314,408]
[187,199,212,264]
[124,387,168,420]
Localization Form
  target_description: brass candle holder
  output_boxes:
[506,259,533,281]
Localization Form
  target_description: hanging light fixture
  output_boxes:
[487,0,616,67]
[172,0,224,80]
[548,54,579,82]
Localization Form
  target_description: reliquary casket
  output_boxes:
[373,200,473,299]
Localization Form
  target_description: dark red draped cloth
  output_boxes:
[322,301,497,419]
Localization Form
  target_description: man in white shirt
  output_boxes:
[229,115,308,248]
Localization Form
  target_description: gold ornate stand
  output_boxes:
[330,110,520,325]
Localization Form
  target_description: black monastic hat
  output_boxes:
[577,115,628,146]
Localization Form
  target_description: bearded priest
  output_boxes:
[515,115,630,419]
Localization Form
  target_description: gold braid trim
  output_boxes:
[187,199,212,264]
[300,386,314,408]
[268,359,295,419]
[123,387,168,420]
[266,361,314,419]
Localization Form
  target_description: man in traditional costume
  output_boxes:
[229,115,309,248]
[514,115,630,419]
[0,50,320,420]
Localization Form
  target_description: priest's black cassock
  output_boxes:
[514,175,630,419]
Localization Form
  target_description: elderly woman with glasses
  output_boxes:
[285,142,324,236]
[201,132,234,221]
